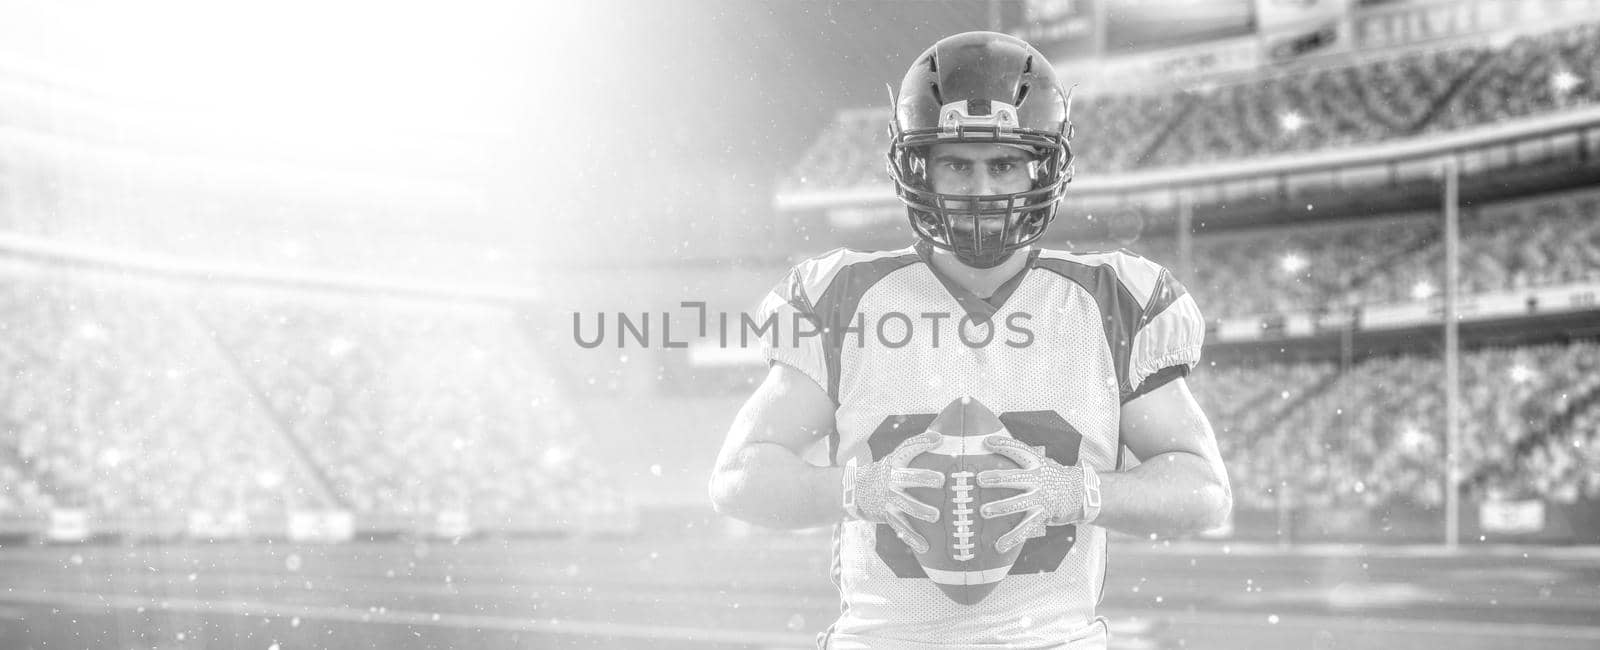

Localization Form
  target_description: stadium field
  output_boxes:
[2,536,1598,650]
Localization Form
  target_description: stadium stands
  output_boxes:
[1121,216,1431,318]
[1148,46,1487,167]
[0,268,625,528]
[1427,24,1600,133]
[1189,359,1341,510]
[1205,342,1600,511]
[784,23,1600,189]
[196,289,622,521]
[1106,187,1600,320]
[0,269,315,519]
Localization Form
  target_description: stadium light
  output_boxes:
[256,469,283,490]
[1279,111,1306,133]
[1551,70,1582,95]
[1508,364,1538,384]
[542,446,572,469]
[326,337,355,358]
[278,240,306,260]
[1280,252,1308,274]
[1411,280,1436,300]
[1399,425,1433,454]
[77,322,107,342]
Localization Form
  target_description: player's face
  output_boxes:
[927,142,1036,196]
[925,142,1038,241]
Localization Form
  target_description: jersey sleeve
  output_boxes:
[1126,266,1205,397]
[753,263,830,395]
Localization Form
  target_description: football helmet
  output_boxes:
[887,31,1075,269]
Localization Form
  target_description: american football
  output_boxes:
[905,396,1025,605]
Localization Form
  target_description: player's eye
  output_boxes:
[990,162,1016,175]
[942,161,971,173]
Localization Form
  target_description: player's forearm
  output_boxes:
[709,442,845,530]
[1092,452,1231,538]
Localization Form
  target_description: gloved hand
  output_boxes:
[842,431,946,554]
[976,436,1100,554]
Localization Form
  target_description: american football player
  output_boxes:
[710,31,1231,649]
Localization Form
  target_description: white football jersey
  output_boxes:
[755,241,1205,650]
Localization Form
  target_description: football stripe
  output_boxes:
[925,431,1006,455]
[922,564,1014,586]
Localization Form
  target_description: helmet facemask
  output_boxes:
[887,108,1073,269]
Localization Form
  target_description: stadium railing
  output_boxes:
[774,104,1600,216]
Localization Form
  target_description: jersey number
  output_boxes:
[865,410,1084,578]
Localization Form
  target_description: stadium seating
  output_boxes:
[1102,187,1600,320]
[1357,192,1600,305]
[1149,46,1486,167]
[0,269,623,525]
[784,24,1600,189]
[1426,24,1600,133]
[1189,359,1340,510]
[197,290,615,519]
[1205,341,1600,510]
[0,271,313,519]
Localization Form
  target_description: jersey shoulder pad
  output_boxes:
[1035,247,1172,308]
[784,245,919,307]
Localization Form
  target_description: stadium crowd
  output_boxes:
[1201,342,1600,511]
[1189,359,1340,510]
[195,289,623,522]
[1108,187,1600,319]
[0,270,625,528]
[0,269,312,520]
[782,23,1600,189]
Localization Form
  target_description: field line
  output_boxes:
[0,588,817,647]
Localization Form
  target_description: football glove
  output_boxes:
[841,431,946,554]
[976,436,1101,554]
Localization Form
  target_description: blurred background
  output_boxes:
[1,0,1598,648]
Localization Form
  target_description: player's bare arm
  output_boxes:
[1095,376,1232,538]
[710,361,948,535]
[977,375,1230,545]
[708,361,844,529]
